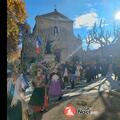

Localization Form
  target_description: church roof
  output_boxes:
[37,9,73,22]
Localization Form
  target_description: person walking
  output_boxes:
[7,72,15,120]
[69,63,76,89]
[75,63,82,83]
[85,65,92,83]
[49,68,63,101]
[7,72,24,120]
[63,67,69,85]
[29,68,48,119]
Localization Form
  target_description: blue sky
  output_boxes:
[24,0,120,49]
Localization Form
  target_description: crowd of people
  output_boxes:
[7,60,120,120]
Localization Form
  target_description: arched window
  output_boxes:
[54,26,58,36]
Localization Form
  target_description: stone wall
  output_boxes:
[31,11,81,61]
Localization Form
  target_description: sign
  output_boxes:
[64,104,77,118]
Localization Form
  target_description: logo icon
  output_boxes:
[64,104,77,118]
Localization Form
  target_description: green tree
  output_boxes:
[7,0,27,58]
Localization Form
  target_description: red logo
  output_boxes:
[64,104,77,118]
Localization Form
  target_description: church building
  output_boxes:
[24,9,82,63]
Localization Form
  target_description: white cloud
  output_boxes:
[74,12,99,29]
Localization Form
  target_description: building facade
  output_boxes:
[24,9,82,63]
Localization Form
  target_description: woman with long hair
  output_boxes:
[75,63,82,83]
[29,68,48,119]
[7,72,23,120]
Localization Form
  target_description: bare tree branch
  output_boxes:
[86,19,120,49]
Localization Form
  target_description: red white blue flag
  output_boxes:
[35,36,42,54]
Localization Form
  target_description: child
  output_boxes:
[29,68,48,114]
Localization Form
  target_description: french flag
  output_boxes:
[35,36,42,54]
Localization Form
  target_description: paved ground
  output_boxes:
[24,75,120,120]
[25,74,120,103]
[24,78,99,102]
[41,92,120,120]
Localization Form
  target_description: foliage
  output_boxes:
[45,40,54,54]
[29,63,38,78]
[7,0,27,57]
[38,32,47,60]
